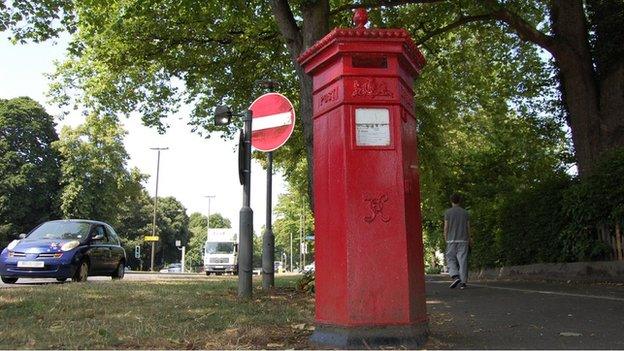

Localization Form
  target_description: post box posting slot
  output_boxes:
[352,54,388,69]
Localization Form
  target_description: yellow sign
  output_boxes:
[144,236,160,242]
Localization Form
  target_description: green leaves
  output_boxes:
[53,114,131,223]
[48,0,293,137]
[0,97,61,246]
[0,0,76,43]
[273,173,314,270]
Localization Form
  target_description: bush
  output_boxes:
[498,175,571,265]
[560,148,624,261]
[496,148,624,265]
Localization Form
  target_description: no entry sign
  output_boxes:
[249,93,296,152]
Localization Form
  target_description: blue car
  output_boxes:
[0,219,126,284]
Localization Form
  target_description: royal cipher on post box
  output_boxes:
[297,9,428,348]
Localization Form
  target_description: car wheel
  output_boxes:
[205,272,211,276]
[56,278,67,282]
[112,261,125,280]
[1,276,18,284]
[72,260,89,282]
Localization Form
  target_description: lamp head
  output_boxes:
[214,105,233,126]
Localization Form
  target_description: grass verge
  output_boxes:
[0,276,314,349]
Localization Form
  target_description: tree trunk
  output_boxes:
[550,0,624,174]
[550,0,602,175]
[488,0,623,175]
[599,63,624,154]
[270,0,329,211]
[589,0,624,158]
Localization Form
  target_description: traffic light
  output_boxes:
[135,245,141,259]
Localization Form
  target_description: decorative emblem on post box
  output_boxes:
[352,78,394,98]
[320,86,338,105]
[364,194,390,223]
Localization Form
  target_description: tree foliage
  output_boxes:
[152,196,190,266]
[114,181,152,270]
[53,113,136,223]
[0,97,61,246]
[273,159,314,271]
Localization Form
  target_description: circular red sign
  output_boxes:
[249,93,296,152]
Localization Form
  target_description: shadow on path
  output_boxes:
[425,275,624,349]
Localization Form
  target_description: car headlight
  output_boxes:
[61,240,80,252]
[7,240,19,251]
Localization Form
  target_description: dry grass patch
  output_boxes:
[0,276,314,349]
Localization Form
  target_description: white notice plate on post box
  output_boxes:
[355,108,390,146]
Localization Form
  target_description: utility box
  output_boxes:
[297,9,428,348]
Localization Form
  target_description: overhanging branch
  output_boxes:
[415,13,495,45]
[330,0,560,57]
[331,0,448,15]
[488,6,559,56]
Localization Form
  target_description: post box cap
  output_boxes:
[297,9,426,74]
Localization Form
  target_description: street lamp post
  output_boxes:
[149,147,169,272]
[203,195,215,274]
[204,195,215,237]
[214,106,253,299]
[238,110,253,298]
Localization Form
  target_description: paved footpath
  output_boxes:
[425,275,624,349]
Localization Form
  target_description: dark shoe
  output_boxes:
[449,278,461,289]
[459,283,467,290]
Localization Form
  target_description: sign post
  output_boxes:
[250,92,296,290]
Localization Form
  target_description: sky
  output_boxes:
[0,35,287,235]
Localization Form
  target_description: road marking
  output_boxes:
[469,283,624,302]
[252,111,292,131]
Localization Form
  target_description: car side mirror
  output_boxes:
[18,233,27,239]
[91,234,104,241]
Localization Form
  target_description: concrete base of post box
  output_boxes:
[310,323,429,349]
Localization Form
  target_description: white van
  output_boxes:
[203,229,238,275]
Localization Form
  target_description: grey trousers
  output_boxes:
[446,242,469,283]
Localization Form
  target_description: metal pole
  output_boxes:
[262,151,274,289]
[149,147,168,272]
[204,195,215,237]
[300,198,304,270]
[151,149,160,271]
[181,246,186,273]
[238,110,253,299]
[290,229,293,272]
[302,203,306,268]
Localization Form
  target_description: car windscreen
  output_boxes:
[205,242,234,254]
[28,222,91,241]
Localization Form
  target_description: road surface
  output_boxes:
[425,275,624,349]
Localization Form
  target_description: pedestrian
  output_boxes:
[444,193,471,290]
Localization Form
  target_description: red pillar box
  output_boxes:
[297,9,428,348]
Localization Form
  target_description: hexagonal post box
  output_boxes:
[297,9,428,349]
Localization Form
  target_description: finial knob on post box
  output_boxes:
[353,8,368,28]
